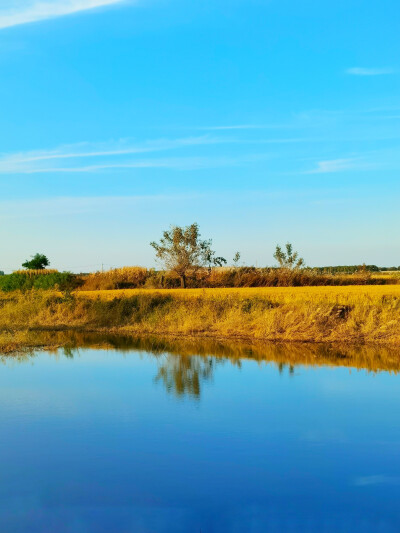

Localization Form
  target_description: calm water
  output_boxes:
[1,336,400,532]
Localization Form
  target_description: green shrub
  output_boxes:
[0,272,79,292]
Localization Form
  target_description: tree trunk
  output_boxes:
[180,274,186,288]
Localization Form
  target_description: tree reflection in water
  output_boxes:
[3,331,400,400]
[154,354,216,398]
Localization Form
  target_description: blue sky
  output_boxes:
[0,0,399,272]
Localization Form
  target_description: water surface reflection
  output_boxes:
[4,330,400,399]
[1,333,400,532]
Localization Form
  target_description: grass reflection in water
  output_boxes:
[2,331,400,399]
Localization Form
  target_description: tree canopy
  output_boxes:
[22,253,50,270]
[150,223,226,287]
[273,243,304,270]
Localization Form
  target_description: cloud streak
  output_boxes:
[4,154,267,173]
[305,157,370,174]
[0,0,127,30]
[346,67,396,76]
[0,136,223,173]
[0,193,201,218]
[0,137,269,174]
[197,124,294,131]
[0,136,220,165]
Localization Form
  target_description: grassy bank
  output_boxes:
[1,286,400,347]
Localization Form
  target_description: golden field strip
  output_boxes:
[1,284,400,349]
[76,285,400,305]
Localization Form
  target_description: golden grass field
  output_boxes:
[76,284,400,305]
[2,285,400,349]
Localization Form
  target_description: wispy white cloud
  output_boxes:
[0,189,327,219]
[0,137,269,174]
[0,136,230,173]
[203,125,270,131]
[198,124,292,131]
[0,193,200,218]
[346,67,396,76]
[305,147,400,174]
[305,157,369,174]
[9,154,268,173]
[0,0,128,30]
[0,136,218,166]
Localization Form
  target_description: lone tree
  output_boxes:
[150,223,226,288]
[22,253,50,270]
[273,243,304,270]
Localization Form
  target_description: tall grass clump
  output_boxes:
[75,266,399,292]
[13,269,59,276]
[204,267,392,287]
[79,267,148,290]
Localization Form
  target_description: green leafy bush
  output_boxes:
[0,272,79,292]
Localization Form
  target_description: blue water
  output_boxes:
[1,341,400,532]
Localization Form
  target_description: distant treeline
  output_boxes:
[313,265,400,274]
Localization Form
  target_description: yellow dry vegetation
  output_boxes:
[79,267,147,290]
[13,269,59,276]
[76,284,400,305]
[2,285,400,347]
[69,286,400,344]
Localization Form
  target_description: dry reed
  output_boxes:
[13,269,59,276]
[75,266,400,290]
[79,267,148,290]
